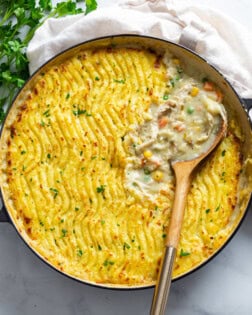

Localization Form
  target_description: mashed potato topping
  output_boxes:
[0,45,242,287]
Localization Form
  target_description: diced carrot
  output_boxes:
[153,160,161,168]
[174,124,185,132]
[158,116,169,128]
[154,55,162,69]
[216,89,223,102]
[172,58,181,65]
[141,158,146,167]
[203,81,215,91]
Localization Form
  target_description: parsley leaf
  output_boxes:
[39,0,53,11]
[72,108,92,117]
[53,1,83,17]
[103,259,114,267]
[96,185,106,193]
[85,0,97,15]
[61,228,67,237]
[180,249,190,257]
[50,187,58,198]
[123,242,131,250]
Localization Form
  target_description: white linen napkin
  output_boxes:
[27,0,252,98]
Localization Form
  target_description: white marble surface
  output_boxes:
[0,1,252,314]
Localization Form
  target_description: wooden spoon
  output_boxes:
[150,117,227,315]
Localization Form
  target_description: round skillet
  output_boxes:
[0,35,251,289]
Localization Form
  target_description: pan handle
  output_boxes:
[242,98,252,112]
[0,199,10,223]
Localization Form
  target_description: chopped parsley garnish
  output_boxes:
[215,204,220,212]
[96,185,106,193]
[221,150,226,157]
[162,233,167,238]
[95,76,100,81]
[75,207,79,211]
[113,79,125,84]
[77,249,83,257]
[72,108,92,117]
[123,242,131,250]
[103,260,114,267]
[50,187,58,199]
[98,244,102,251]
[180,249,190,257]
[205,209,210,214]
[61,229,67,237]
[21,150,26,155]
[65,92,70,100]
[43,109,50,117]
[47,153,51,159]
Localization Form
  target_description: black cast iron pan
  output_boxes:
[0,35,251,289]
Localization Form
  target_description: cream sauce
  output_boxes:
[124,53,227,200]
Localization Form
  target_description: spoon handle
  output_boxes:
[150,246,176,315]
[150,162,193,315]
[166,162,193,248]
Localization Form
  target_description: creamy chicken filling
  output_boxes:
[124,54,226,200]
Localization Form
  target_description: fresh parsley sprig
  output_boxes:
[0,0,97,123]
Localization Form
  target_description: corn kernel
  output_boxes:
[172,58,180,65]
[143,150,153,159]
[190,86,199,97]
[138,138,142,145]
[152,170,163,182]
